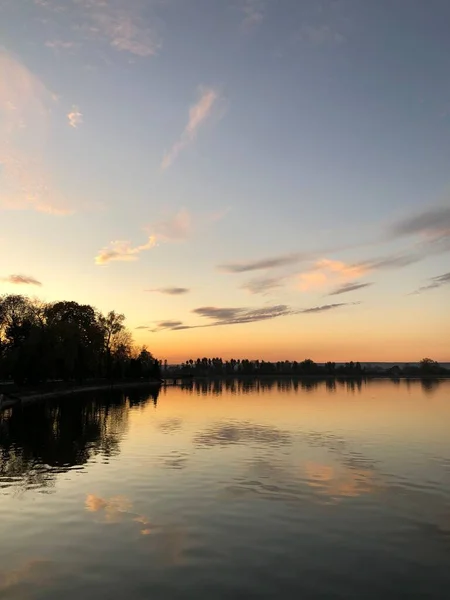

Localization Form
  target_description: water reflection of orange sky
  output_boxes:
[125,380,450,447]
[0,560,55,594]
[304,462,380,500]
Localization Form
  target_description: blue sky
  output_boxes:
[0,0,449,361]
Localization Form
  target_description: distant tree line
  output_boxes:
[177,357,449,378]
[0,294,160,386]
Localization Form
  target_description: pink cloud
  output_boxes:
[298,259,369,291]
[161,88,218,170]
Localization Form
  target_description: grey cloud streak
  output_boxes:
[391,206,450,238]
[329,282,373,296]
[299,303,359,314]
[152,302,359,332]
[241,275,287,295]
[411,271,450,294]
[146,287,190,295]
[1,274,42,286]
[218,252,306,273]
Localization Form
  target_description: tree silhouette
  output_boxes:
[0,294,160,386]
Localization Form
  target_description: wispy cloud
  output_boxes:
[68,105,83,128]
[241,0,265,31]
[389,206,450,257]
[94,206,222,265]
[298,259,367,291]
[299,302,358,314]
[0,50,72,214]
[146,287,190,295]
[391,206,450,239]
[45,40,76,51]
[152,301,358,332]
[0,274,42,286]
[358,254,420,270]
[87,3,160,57]
[95,236,156,265]
[149,320,185,332]
[329,282,373,296]
[161,87,219,170]
[241,275,287,295]
[297,25,345,46]
[95,208,194,265]
[153,208,192,242]
[36,0,161,58]
[411,271,450,295]
[219,252,305,273]
[298,252,421,293]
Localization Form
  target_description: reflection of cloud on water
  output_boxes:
[0,559,54,593]
[303,431,380,474]
[133,515,152,535]
[85,494,153,535]
[157,417,183,434]
[85,494,132,522]
[159,451,189,470]
[84,494,186,555]
[193,420,291,449]
[304,461,380,500]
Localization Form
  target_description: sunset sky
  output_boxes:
[0,0,449,362]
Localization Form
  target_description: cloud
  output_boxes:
[391,206,450,239]
[241,0,265,31]
[0,274,42,286]
[389,205,450,258]
[298,259,368,291]
[95,208,195,265]
[411,271,450,294]
[161,87,219,170]
[153,208,192,242]
[153,301,358,332]
[359,254,420,270]
[36,0,161,58]
[68,105,83,128]
[146,287,190,295]
[88,4,160,57]
[241,275,287,295]
[219,252,305,273]
[150,320,185,333]
[298,252,421,293]
[95,235,156,265]
[45,40,76,51]
[299,303,357,314]
[298,25,345,46]
[329,282,373,296]
[157,320,184,329]
[0,50,72,214]
[95,205,226,267]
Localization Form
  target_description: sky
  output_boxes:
[0,0,449,363]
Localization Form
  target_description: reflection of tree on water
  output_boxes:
[420,378,441,395]
[0,387,159,491]
[177,377,442,397]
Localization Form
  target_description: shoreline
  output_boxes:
[0,379,162,410]
[2,374,448,411]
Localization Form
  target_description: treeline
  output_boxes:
[0,295,160,385]
[178,357,449,378]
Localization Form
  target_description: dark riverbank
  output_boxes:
[0,378,161,410]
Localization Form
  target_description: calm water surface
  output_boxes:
[1,379,450,599]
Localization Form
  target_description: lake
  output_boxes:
[1,379,450,599]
